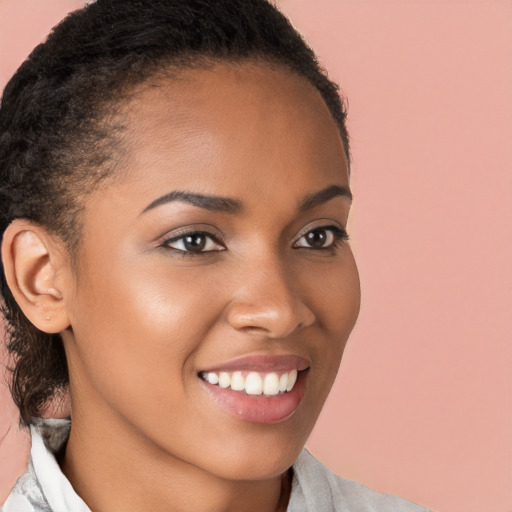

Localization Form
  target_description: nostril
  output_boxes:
[232,318,309,340]
[225,289,316,338]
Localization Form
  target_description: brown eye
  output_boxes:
[294,226,348,249]
[304,229,331,248]
[182,234,207,251]
[164,232,225,253]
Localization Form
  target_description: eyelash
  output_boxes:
[159,225,349,256]
[160,231,225,255]
[294,225,349,250]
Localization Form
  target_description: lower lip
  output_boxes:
[200,370,308,424]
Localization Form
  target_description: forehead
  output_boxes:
[110,62,348,206]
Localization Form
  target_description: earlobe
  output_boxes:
[1,220,70,334]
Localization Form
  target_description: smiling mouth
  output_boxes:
[199,369,301,397]
[198,358,310,424]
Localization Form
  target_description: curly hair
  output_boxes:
[0,0,350,425]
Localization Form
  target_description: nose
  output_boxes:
[225,257,316,339]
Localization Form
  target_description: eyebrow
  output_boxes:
[141,184,352,215]
[142,190,243,214]
[297,185,353,212]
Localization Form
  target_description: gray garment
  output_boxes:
[2,419,430,512]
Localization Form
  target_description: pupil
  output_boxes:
[184,234,206,251]
[307,230,326,248]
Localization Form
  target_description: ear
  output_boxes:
[1,220,71,333]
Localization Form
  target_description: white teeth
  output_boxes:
[279,373,288,393]
[231,371,245,391]
[286,369,298,392]
[263,373,280,396]
[207,372,219,385]
[245,372,263,395]
[201,369,302,396]
[218,372,231,388]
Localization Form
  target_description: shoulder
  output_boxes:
[288,449,431,512]
[2,420,89,512]
[1,457,52,512]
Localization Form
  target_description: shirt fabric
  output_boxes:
[2,419,430,512]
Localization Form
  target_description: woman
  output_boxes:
[0,1,430,510]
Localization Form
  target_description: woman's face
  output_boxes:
[61,62,360,480]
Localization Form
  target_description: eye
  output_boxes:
[162,232,225,253]
[294,226,348,249]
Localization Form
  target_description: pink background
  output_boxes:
[1,1,511,511]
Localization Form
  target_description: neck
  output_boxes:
[61,405,292,512]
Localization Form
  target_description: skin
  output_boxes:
[4,62,360,512]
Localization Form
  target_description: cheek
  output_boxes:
[333,253,360,334]
[65,255,225,410]
[307,251,360,374]
[290,252,360,442]
[309,250,360,337]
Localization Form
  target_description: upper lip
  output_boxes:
[199,354,310,374]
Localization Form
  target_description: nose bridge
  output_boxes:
[226,247,315,338]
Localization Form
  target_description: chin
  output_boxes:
[210,452,298,482]
[195,426,308,481]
